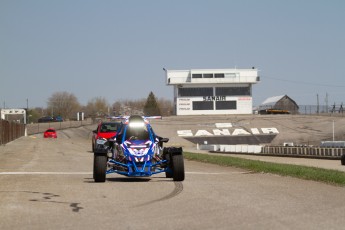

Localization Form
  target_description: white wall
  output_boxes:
[176,96,253,115]
[167,68,259,115]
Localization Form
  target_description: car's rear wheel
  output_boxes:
[172,154,185,181]
[94,154,107,182]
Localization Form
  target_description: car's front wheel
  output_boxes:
[172,154,185,181]
[94,154,107,182]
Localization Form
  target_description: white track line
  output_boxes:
[0,172,92,175]
[0,171,249,175]
[187,171,251,175]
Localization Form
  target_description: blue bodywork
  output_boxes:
[104,116,171,177]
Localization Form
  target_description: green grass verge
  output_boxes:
[184,152,345,186]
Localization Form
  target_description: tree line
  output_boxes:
[28,91,173,122]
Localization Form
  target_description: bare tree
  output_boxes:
[157,98,174,116]
[86,97,109,118]
[112,99,145,115]
[29,107,44,123]
[47,91,80,119]
[111,97,173,116]
[112,101,122,115]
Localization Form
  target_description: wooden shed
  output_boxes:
[259,95,299,114]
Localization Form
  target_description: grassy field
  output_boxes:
[184,152,345,186]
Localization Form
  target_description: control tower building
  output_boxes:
[165,68,260,115]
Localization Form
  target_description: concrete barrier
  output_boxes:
[208,145,344,159]
[211,145,263,154]
[199,144,344,159]
[261,146,345,159]
[199,144,219,151]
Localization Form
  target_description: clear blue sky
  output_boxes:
[1,0,344,109]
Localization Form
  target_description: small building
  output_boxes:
[259,95,299,114]
[165,68,260,115]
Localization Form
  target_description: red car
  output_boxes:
[92,122,121,151]
[44,128,57,138]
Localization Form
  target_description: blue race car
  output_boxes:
[93,115,185,182]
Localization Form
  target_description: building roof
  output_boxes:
[261,95,286,106]
[166,68,259,85]
[260,95,299,110]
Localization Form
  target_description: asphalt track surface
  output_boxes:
[1,125,345,230]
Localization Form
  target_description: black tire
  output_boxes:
[94,154,107,182]
[341,154,345,166]
[172,154,185,181]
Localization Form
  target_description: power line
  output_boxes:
[261,75,345,88]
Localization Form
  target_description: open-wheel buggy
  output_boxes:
[93,115,185,182]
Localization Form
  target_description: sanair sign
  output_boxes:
[177,123,279,137]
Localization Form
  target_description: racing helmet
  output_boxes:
[126,115,149,140]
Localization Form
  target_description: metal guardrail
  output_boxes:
[0,118,96,145]
[0,120,25,145]
[26,118,94,135]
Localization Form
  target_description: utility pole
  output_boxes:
[333,120,335,141]
[325,93,329,113]
[26,98,29,124]
[316,94,319,114]
[340,103,344,114]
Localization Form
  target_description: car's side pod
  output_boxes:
[164,147,183,156]
[162,147,183,163]
[159,137,169,143]
[163,147,183,168]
